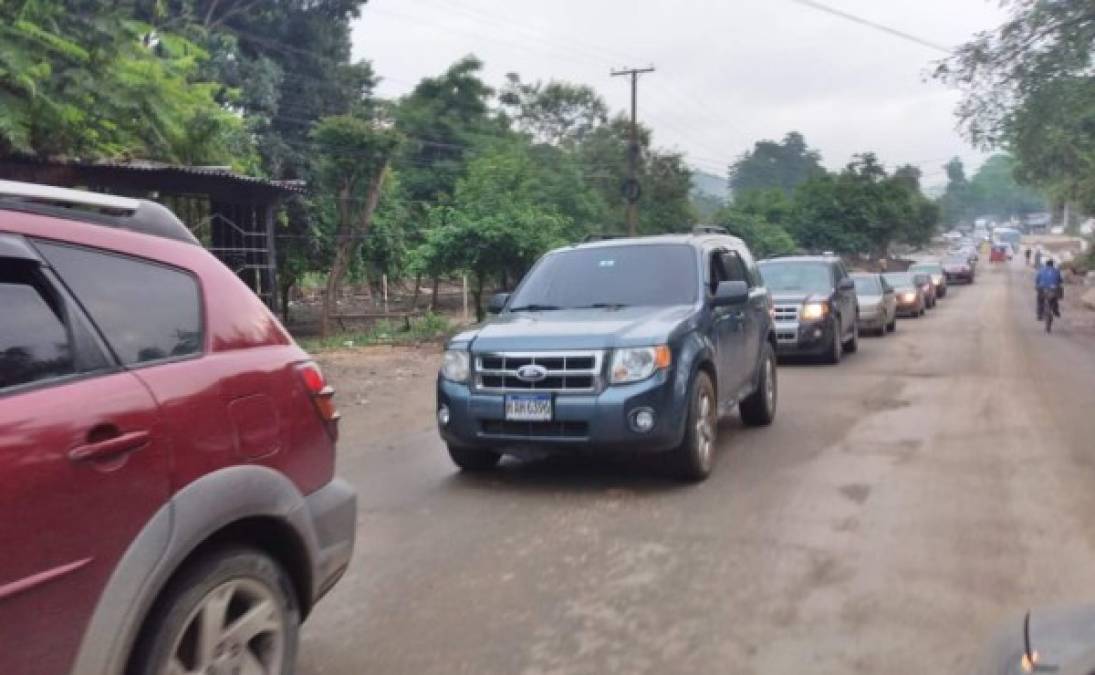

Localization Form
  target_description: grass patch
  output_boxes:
[298,312,453,352]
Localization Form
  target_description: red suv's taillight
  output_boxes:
[296,361,339,438]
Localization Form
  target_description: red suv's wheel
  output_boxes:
[130,547,299,675]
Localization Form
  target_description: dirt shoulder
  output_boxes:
[315,344,443,449]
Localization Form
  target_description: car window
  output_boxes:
[35,242,203,365]
[757,261,835,294]
[720,251,751,287]
[708,250,729,294]
[852,275,881,294]
[0,261,75,390]
[508,243,699,309]
[882,273,912,287]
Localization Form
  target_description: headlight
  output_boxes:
[901,292,917,302]
[610,346,671,384]
[441,350,470,382]
[801,302,828,321]
[932,274,943,285]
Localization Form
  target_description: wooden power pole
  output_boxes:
[611,66,655,236]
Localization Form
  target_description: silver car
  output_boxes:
[851,273,897,335]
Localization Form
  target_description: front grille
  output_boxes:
[773,305,799,322]
[480,420,590,438]
[776,331,798,344]
[474,351,603,393]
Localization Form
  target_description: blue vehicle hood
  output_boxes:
[460,305,695,352]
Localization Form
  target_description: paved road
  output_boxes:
[300,261,1095,674]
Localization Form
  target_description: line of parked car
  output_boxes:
[434,226,983,488]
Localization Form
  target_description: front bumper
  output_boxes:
[857,310,885,330]
[772,318,835,355]
[896,298,922,316]
[304,478,357,603]
[437,370,688,455]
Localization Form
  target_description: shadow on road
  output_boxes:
[442,419,754,496]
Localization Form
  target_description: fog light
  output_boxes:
[437,405,451,427]
[631,408,656,433]
[813,328,823,339]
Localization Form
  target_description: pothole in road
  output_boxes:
[839,483,872,505]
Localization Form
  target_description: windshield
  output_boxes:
[507,244,697,309]
[757,262,833,294]
[852,275,881,294]
[882,273,913,287]
[910,263,943,274]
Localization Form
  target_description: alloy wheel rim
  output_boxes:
[166,578,285,675]
[764,357,775,412]
[696,390,714,466]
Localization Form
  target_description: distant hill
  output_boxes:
[691,170,728,201]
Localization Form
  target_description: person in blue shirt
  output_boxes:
[1035,258,1063,320]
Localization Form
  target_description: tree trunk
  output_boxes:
[410,272,422,309]
[473,272,485,323]
[320,166,389,337]
[279,277,295,324]
[430,276,440,310]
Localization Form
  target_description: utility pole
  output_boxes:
[611,66,655,236]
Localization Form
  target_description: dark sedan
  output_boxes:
[882,272,926,317]
[943,255,975,284]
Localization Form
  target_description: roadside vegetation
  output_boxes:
[3,0,1086,332]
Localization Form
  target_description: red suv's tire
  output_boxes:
[130,547,300,675]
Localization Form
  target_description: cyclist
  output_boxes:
[1035,258,1063,321]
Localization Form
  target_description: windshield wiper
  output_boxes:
[508,304,562,312]
[574,303,630,310]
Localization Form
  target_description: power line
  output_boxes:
[786,0,951,53]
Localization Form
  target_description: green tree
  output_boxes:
[935,0,1095,210]
[0,1,253,166]
[969,154,1047,219]
[579,116,694,234]
[411,142,571,319]
[499,74,609,147]
[938,158,973,226]
[395,55,499,207]
[729,131,824,197]
[310,114,401,336]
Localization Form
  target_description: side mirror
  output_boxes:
[487,292,510,315]
[711,280,749,307]
[837,277,855,291]
[884,286,895,295]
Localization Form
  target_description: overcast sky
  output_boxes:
[350,0,1008,189]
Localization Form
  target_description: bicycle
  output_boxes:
[1038,287,1062,333]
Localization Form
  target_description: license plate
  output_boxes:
[505,394,553,422]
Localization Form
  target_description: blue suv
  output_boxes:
[435,227,778,481]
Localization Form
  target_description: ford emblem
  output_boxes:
[515,364,549,383]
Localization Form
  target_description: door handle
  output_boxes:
[68,430,150,463]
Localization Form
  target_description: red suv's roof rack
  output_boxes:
[0,179,199,245]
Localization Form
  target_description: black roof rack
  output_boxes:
[692,225,729,235]
[0,179,199,245]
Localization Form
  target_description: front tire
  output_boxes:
[447,443,502,471]
[672,371,717,482]
[740,344,777,427]
[130,547,299,675]
[823,316,843,364]
[843,317,859,353]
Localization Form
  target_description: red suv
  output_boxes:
[0,180,356,675]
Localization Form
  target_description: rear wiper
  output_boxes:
[508,304,562,312]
